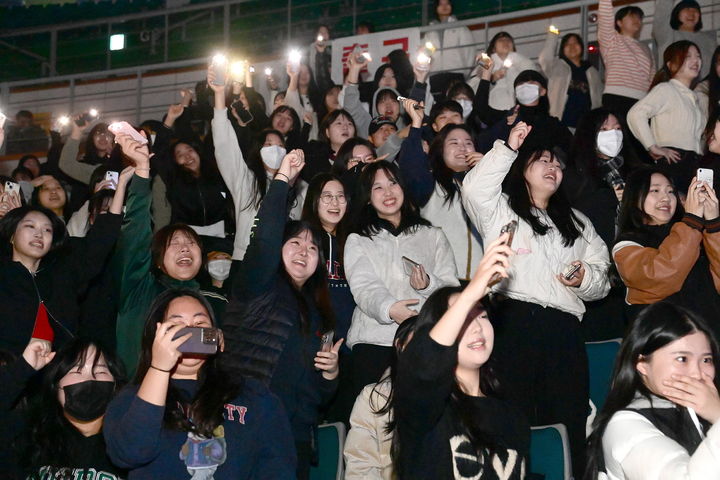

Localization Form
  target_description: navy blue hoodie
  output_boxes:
[104,378,296,479]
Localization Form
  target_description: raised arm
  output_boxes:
[461,123,529,235]
[58,115,96,184]
[234,150,306,299]
[343,53,372,137]
[396,238,512,433]
[397,98,435,206]
[538,30,560,78]
[652,0,674,49]
[597,0,618,53]
[209,66,257,212]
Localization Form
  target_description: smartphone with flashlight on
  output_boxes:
[0,111,6,129]
[76,108,99,126]
[210,54,227,86]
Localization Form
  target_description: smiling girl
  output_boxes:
[628,41,704,189]
[343,161,458,403]
[585,301,720,479]
[613,168,720,335]
[221,150,341,479]
[462,122,611,477]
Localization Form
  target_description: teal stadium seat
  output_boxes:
[586,339,622,412]
[309,422,346,480]
[530,423,572,480]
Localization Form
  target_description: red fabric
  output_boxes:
[31,302,54,343]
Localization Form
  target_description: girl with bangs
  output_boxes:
[392,236,530,479]
[613,167,720,337]
[462,122,610,477]
[113,133,228,375]
[344,160,458,403]
[221,149,341,479]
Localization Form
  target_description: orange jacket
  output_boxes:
[613,217,720,304]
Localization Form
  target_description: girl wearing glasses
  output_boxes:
[302,173,356,424]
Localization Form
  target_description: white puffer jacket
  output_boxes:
[344,225,459,348]
[461,140,611,319]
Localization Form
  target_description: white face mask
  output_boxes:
[260,145,286,170]
[207,259,232,281]
[596,129,624,158]
[515,83,540,106]
[457,99,473,119]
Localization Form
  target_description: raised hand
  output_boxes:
[22,339,55,371]
[507,121,532,151]
[402,98,424,128]
[115,131,151,172]
[467,233,514,298]
[276,149,306,184]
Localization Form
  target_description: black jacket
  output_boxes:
[0,213,122,355]
[223,179,337,442]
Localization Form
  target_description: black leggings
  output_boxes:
[493,299,589,479]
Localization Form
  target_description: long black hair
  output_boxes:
[616,166,684,241]
[350,161,430,237]
[584,301,720,480]
[134,289,240,438]
[30,176,73,221]
[505,145,584,247]
[26,338,125,475]
[567,108,638,183]
[0,205,67,259]
[82,123,123,167]
[372,315,418,422]
[428,123,472,204]
[301,172,350,262]
[289,60,323,114]
[392,286,501,478]
[168,138,222,181]
[280,221,335,334]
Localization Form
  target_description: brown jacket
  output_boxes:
[613,217,720,304]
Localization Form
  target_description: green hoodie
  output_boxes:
[116,174,227,374]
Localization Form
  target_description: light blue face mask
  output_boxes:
[260,145,286,170]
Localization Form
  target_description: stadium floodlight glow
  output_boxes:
[109,34,125,51]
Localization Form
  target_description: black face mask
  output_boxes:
[62,380,115,422]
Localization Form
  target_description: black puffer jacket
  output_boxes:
[223,179,337,442]
[0,213,122,355]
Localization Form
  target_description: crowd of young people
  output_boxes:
[2,0,720,478]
